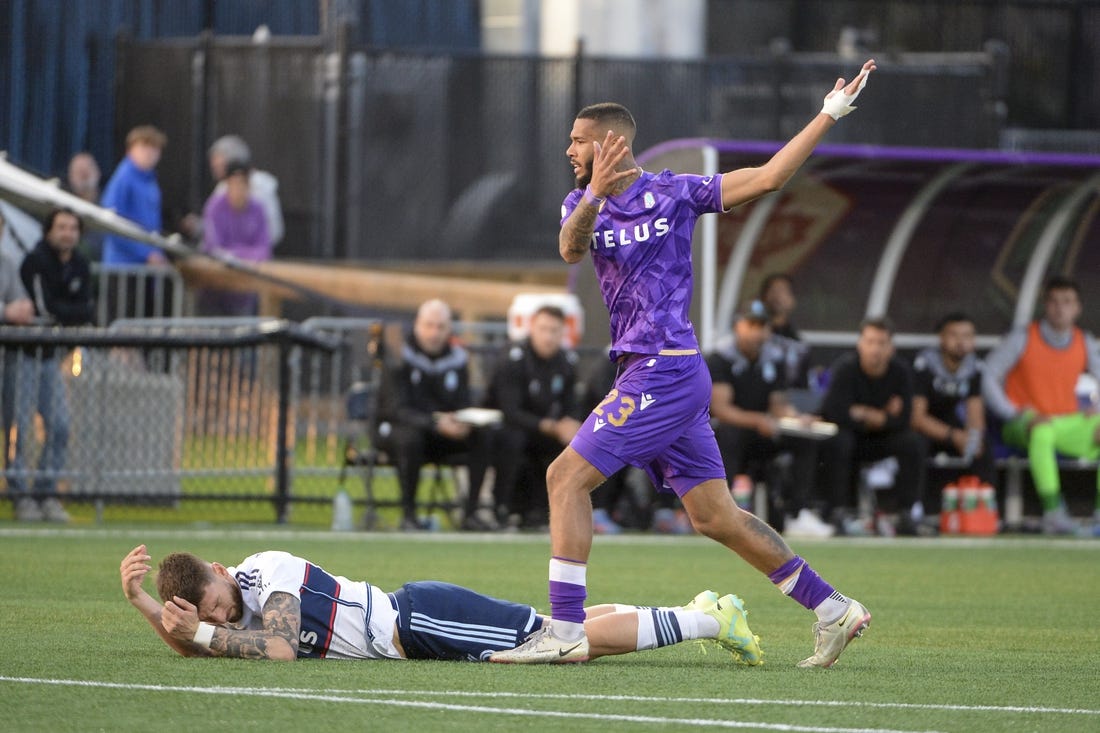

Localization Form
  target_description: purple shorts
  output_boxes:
[571,352,725,497]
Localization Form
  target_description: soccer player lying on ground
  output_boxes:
[119,545,762,663]
[490,60,877,668]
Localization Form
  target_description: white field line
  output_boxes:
[0,525,1097,551]
[0,676,943,733]
[307,687,1100,717]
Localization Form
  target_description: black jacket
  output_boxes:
[487,340,579,434]
[20,239,94,326]
[377,334,473,431]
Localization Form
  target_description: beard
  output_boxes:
[230,584,245,623]
[575,168,591,189]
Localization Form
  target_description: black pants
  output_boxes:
[376,424,491,522]
[492,428,560,525]
[714,424,820,515]
[820,427,925,515]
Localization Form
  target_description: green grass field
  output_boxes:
[1,527,1097,732]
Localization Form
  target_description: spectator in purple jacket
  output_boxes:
[199,162,271,316]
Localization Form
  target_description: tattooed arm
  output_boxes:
[161,591,301,661]
[559,200,599,264]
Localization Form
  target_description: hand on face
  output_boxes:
[588,130,639,198]
[162,595,201,641]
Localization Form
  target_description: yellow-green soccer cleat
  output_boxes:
[797,599,871,668]
[682,589,720,612]
[489,626,590,664]
[706,593,763,665]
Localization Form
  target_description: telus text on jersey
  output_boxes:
[590,218,670,250]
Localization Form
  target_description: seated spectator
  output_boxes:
[911,312,995,489]
[982,276,1100,534]
[11,209,95,523]
[183,135,284,249]
[759,272,811,387]
[818,317,926,535]
[484,305,582,531]
[707,301,832,538]
[374,299,491,531]
[198,162,272,316]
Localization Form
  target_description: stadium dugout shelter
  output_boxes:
[571,139,1100,527]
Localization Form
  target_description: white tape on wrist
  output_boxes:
[821,69,871,120]
[192,621,216,648]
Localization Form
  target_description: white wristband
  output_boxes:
[192,621,216,648]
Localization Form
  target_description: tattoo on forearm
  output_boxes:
[209,592,301,659]
[561,203,599,258]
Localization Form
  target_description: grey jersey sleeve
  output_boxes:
[0,252,29,311]
[982,328,1028,421]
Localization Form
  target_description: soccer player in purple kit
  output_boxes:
[491,59,877,668]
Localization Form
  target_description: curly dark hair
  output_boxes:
[156,552,214,606]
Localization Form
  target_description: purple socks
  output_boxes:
[768,555,835,611]
[549,556,587,624]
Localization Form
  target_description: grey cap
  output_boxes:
[209,135,251,164]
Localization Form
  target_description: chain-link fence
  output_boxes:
[0,319,345,524]
[0,316,604,527]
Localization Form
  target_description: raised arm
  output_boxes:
[161,591,301,661]
[120,544,211,658]
[721,59,875,210]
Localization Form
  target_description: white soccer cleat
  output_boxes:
[797,599,871,668]
[489,626,589,664]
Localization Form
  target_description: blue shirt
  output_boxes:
[100,157,162,265]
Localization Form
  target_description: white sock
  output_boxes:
[635,610,658,650]
[813,592,850,623]
[683,609,717,638]
[550,619,585,640]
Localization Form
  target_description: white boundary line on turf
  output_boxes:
[0,526,1097,551]
[4,677,1097,720]
[0,676,942,733]
[302,688,1098,717]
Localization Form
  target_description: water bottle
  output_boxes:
[940,484,960,534]
[331,489,354,532]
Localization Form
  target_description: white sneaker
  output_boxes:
[784,509,835,539]
[797,599,871,668]
[40,498,71,523]
[489,626,589,664]
[14,498,43,522]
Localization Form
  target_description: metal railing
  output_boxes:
[0,319,339,523]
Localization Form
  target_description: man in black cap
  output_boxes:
[707,301,833,538]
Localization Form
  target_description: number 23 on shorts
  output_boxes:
[593,388,636,427]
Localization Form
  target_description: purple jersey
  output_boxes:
[562,169,724,360]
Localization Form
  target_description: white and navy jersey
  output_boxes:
[228,551,400,660]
